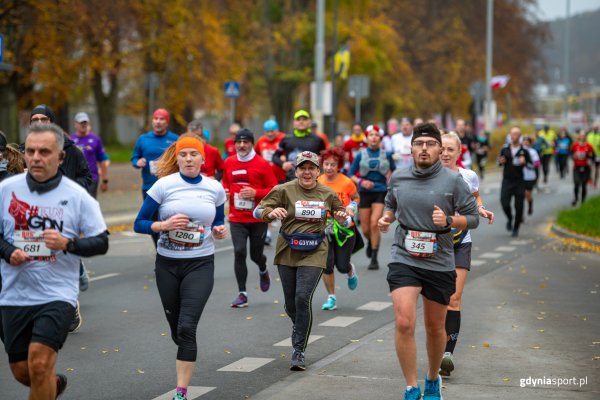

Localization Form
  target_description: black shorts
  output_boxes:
[387,262,456,305]
[1,301,75,363]
[454,242,472,270]
[358,191,386,208]
[325,232,356,275]
[524,180,536,191]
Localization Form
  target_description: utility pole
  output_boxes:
[314,0,325,133]
[330,0,339,139]
[562,0,571,128]
[484,0,494,131]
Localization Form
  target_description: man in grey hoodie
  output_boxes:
[378,123,479,400]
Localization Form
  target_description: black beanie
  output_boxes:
[30,104,56,123]
[411,122,442,144]
[235,128,255,143]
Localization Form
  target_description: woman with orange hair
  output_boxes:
[134,136,227,400]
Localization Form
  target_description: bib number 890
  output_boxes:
[301,209,316,216]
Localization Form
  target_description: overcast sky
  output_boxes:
[535,0,600,20]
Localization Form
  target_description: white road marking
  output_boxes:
[89,273,121,282]
[495,246,516,252]
[217,357,275,372]
[470,260,487,266]
[215,245,234,254]
[319,316,362,327]
[152,386,215,400]
[479,252,503,259]
[510,240,530,245]
[357,301,392,311]
[273,335,324,347]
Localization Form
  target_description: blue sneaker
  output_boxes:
[173,392,187,400]
[231,292,248,308]
[322,295,337,310]
[347,263,358,290]
[423,374,443,399]
[404,385,422,400]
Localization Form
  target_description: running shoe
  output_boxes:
[290,350,306,371]
[79,261,89,292]
[347,264,358,290]
[172,392,187,400]
[511,229,519,237]
[56,373,68,398]
[259,270,270,292]
[367,259,379,270]
[439,352,454,377]
[404,385,422,400]
[423,374,443,399]
[322,295,337,310]
[264,231,272,246]
[68,301,82,333]
[231,292,248,308]
[505,220,512,232]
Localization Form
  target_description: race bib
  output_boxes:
[404,230,437,258]
[261,149,275,162]
[13,230,51,257]
[149,160,157,175]
[294,201,325,221]
[234,192,255,210]
[168,222,205,247]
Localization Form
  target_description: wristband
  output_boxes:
[102,179,109,183]
[478,205,485,209]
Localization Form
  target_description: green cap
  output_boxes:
[294,109,311,120]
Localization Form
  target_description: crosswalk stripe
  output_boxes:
[495,246,516,252]
[152,386,215,400]
[217,357,275,372]
[319,316,362,327]
[479,252,502,259]
[357,301,392,311]
[470,260,486,266]
[510,240,530,245]
[273,335,324,347]
[89,273,121,282]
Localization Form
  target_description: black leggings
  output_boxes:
[278,265,323,352]
[500,180,525,231]
[541,154,553,182]
[230,222,268,292]
[155,254,214,362]
[557,154,569,178]
[573,166,591,202]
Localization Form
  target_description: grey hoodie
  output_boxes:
[384,161,479,272]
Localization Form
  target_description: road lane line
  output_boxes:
[510,240,530,245]
[357,301,392,311]
[319,316,362,327]
[217,357,275,372]
[495,246,516,252]
[479,252,502,259]
[470,260,486,267]
[273,335,324,347]
[152,386,215,400]
[89,273,121,282]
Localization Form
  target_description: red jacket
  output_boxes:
[222,154,278,223]
[201,143,225,178]
[224,137,236,158]
[255,132,287,183]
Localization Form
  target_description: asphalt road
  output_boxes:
[0,169,596,399]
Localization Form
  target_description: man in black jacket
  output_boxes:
[498,126,532,237]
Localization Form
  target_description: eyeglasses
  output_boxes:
[412,140,439,148]
[30,117,50,123]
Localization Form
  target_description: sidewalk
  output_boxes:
[97,162,142,227]
[252,240,600,399]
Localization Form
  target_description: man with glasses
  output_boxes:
[272,110,326,182]
[70,112,110,199]
[378,123,479,400]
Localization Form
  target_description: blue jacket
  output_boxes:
[131,131,179,191]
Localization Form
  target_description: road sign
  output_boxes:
[348,75,369,98]
[224,81,240,98]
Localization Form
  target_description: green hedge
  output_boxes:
[556,195,600,239]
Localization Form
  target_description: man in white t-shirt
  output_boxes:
[0,123,108,399]
[391,117,414,169]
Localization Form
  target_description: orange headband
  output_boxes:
[176,137,205,159]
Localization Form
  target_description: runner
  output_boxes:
[134,136,227,400]
[391,117,414,170]
[186,120,224,180]
[378,122,479,400]
[254,151,348,371]
[222,128,277,308]
[571,130,595,206]
[439,132,494,377]
[342,122,366,173]
[498,126,532,237]
[0,123,108,399]
[522,135,541,216]
[272,110,326,182]
[555,127,572,179]
[538,124,556,184]
[317,147,360,311]
[473,130,491,179]
[223,123,241,159]
[349,125,395,270]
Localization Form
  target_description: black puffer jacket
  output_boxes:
[61,135,93,191]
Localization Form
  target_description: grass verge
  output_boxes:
[555,195,600,238]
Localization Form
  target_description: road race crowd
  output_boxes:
[0,105,597,399]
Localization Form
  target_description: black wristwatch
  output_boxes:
[66,239,76,253]
[444,216,453,228]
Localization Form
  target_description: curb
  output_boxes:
[550,223,600,247]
